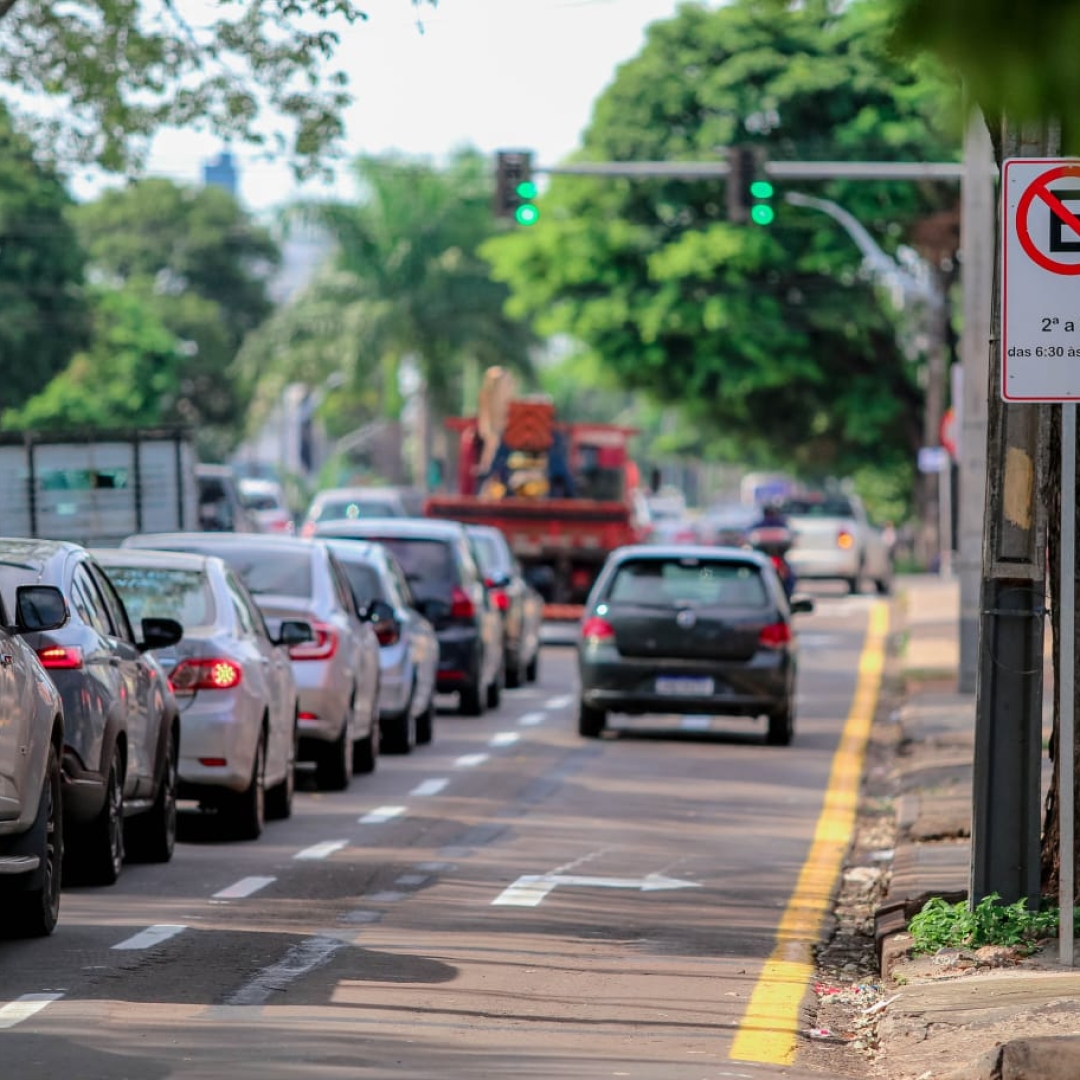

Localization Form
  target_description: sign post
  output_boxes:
[1003,158,1080,965]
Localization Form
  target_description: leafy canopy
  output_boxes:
[0,0,435,175]
[484,0,961,494]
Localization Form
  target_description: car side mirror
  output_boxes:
[359,599,395,624]
[15,585,68,633]
[790,595,815,615]
[139,616,184,652]
[275,619,314,647]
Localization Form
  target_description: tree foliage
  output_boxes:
[483,0,961,501]
[0,0,435,176]
[0,102,89,411]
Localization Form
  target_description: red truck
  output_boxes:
[424,402,649,619]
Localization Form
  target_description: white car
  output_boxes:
[96,549,311,839]
[239,478,295,535]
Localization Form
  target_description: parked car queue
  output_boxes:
[0,518,542,939]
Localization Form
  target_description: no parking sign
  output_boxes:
[1002,159,1080,401]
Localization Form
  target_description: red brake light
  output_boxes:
[288,622,339,660]
[490,589,510,613]
[374,619,401,647]
[37,645,83,670]
[450,586,475,620]
[581,616,615,643]
[759,622,792,649]
[170,658,242,693]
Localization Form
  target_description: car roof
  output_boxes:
[93,547,219,573]
[607,544,771,568]
[313,486,404,503]
[0,537,85,572]
[125,532,325,557]
[314,518,466,540]
[320,538,383,563]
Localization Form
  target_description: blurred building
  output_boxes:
[203,150,239,196]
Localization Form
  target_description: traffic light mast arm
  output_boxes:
[539,160,965,180]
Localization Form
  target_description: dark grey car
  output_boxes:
[576,545,812,745]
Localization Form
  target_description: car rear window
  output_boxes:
[217,549,313,598]
[104,566,215,630]
[315,497,403,521]
[470,533,509,578]
[781,497,855,517]
[606,558,769,608]
[375,538,456,594]
[336,560,383,606]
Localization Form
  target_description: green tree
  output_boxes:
[0,102,89,412]
[0,0,434,175]
[71,177,280,450]
[3,288,181,430]
[483,0,960,508]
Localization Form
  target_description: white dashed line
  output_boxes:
[227,935,345,1006]
[679,716,712,731]
[0,993,64,1029]
[410,778,448,797]
[295,840,349,861]
[395,874,428,887]
[454,753,489,768]
[544,694,573,709]
[489,732,520,748]
[113,924,187,951]
[367,890,407,903]
[359,805,407,824]
[213,876,276,900]
[517,711,545,727]
[492,876,556,907]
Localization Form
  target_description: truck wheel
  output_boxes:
[11,744,63,937]
[578,702,606,738]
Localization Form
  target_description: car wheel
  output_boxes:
[382,686,417,755]
[766,702,795,746]
[353,694,379,775]
[75,744,125,885]
[11,743,63,937]
[505,649,523,690]
[875,576,892,596]
[267,711,298,821]
[459,680,484,717]
[416,695,435,745]
[525,651,539,684]
[486,662,504,710]
[126,726,178,864]
[578,702,606,738]
[233,730,266,840]
[318,708,354,791]
[847,564,863,595]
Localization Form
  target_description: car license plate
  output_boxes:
[655,676,714,696]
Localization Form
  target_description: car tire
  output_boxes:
[234,730,266,841]
[766,702,795,747]
[318,712,353,791]
[381,691,416,756]
[578,702,606,738]
[875,575,892,596]
[416,696,435,745]
[353,694,379,775]
[486,662,503,710]
[505,649,523,690]
[267,711,298,821]
[75,744,125,885]
[126,726,178,864]
[525,651,539,684]
[460,680,484,717]
[11,743,63,938]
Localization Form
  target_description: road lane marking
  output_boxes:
[395,873,428,887]
[493,876,557,907]
[410,778,448,796]
[489,732,520,748]
[227,935,345,1006]
[679,715,712,730]
[730,601,889,1067]
[517,711,546,727]
[544,694,573,709]
[295,840,348,861]
[113,924,187,951]
[359,805,406,824]
[0,993,65,1029]
[213,876,276,899]
[493,872,700,907]
[454,753,489,768]
[367,890,407,903]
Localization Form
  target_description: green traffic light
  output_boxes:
[515,203,540,226]
[749,179,774,199]
[516,180,538,199]
[750,204,775,226]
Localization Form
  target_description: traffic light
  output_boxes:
[726,146,774,226]
[495,150,539,226]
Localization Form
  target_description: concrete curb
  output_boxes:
[940,1036,1080,1080]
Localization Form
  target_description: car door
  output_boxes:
[86,560,160,797]
[327,554,378,730]
[0,604,26,822]
[458,537,501,689]
[386,557,438,708]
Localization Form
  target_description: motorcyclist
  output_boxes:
[747,501,797,598]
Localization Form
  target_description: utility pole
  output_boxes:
[970,118,1055,907]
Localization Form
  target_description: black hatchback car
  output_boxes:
[313,518,504,716]
[576,545,813,745]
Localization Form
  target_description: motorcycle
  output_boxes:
[747,523,797,600]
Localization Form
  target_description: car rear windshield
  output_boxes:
[470,533,509,578]
[217,549,313,598]
[242,491,281,512]
[781,497,855,517]
[336,561,383,606]
[375,538,456,594]
[104,566,215,630]
[607,558,769,608]
[316,497,403,521]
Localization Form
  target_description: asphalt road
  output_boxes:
[0,591,885,1080]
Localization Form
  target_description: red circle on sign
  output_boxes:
[939,407,957,459]
[1016,164,1080,275]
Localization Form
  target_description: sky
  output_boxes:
[125,0,697,213]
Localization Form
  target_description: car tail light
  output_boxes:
[300,520,317,538]
[269,518,293,533]
[490,589,510,612]
[37,645,83,670]
[837,528,855,550]
[374,619,401,647]
[450,586,475,620]
[674,528,697,544]
[289,622,339,660]
[170,658,243,693]
[581,616,616,643]
[758,622,792,649]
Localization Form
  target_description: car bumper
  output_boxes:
[292,660,348,745]
[435,628,482,693]
[176,692,260,795]
[787,549,860,579]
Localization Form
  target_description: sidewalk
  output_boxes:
[869,574,1080,1080]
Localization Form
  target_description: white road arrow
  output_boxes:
[492,872,701,907]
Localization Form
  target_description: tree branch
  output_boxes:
[0,0,21,22]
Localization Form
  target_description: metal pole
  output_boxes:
[1061,403,1075,966]
[939,459,953,577]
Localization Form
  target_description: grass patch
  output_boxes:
[908,893,1059,955]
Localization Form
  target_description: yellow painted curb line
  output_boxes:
[729,601,890,1066]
